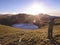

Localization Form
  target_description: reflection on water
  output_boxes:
[12,23,38,29]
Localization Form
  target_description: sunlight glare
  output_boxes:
[26,3,47,15]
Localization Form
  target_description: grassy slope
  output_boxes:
[0,24,60,45]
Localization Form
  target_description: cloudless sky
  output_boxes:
[0,0,60,16]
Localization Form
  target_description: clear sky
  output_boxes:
[0,0,60,16]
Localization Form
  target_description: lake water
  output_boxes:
[12,23,38,29]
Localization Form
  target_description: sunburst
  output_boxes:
[26,3,47,15]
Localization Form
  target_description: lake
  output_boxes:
[12,23,38,29]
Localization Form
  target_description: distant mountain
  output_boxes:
[0,13,50,28]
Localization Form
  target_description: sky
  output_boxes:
[0,0,60,16]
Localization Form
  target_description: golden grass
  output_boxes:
[0,24,60,45]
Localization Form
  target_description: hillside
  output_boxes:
[0,24,60,45]
[0,14,50,27]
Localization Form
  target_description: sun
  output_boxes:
[26,3,47,15]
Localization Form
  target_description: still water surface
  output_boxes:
[12,23,38,29]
